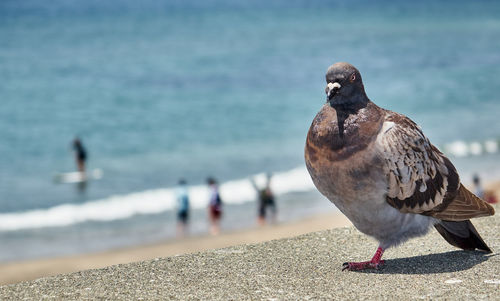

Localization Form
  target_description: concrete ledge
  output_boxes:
[1,210,498,300]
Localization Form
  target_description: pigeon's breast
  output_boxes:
[305,103,383,161]
[305,103,386,208]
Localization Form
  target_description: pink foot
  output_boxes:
[342,246,385,271]
[342,260,385,271]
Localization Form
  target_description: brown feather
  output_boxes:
[425,184,495,221]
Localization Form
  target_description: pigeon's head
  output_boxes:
[325,62,368,107]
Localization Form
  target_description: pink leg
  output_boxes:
[342,246,385,271]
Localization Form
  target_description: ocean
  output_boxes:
[1,0,499,262]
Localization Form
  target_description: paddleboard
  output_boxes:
[54,169,103,184]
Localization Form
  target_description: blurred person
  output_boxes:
[472,174,485,199]
[207,177,223,235]
[250,173,277,226]
[72,137,87,173]
[484,191,498,204]
[175,179,190,236]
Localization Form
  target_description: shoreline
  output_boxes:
[1,204,498,300]
[1,180,497,286]
[0,211,351,285]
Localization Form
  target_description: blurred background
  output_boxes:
[0,0,499,266]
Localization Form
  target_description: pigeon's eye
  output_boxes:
[350,73,356,82]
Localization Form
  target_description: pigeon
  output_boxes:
[305,62,495,271]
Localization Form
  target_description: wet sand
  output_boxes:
[0,211,351,285]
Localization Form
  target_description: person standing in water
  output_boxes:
[472,174,485,199]
[207,177,223,235]
[250,173,277,226]
[175,179,190,236]
[72,137,87,173]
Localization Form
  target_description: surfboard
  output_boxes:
[53,169,103,184]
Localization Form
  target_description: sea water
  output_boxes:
[1,0,499,262]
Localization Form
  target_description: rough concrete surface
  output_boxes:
[1,211,498,300]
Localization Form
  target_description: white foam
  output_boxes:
[484,140,498,154]
[445,141,469,157]
[0,167,315,231]
[469,142,482,156]
[444,139,499,157]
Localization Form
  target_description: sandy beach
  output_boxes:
[0,211,351,285]
[1,203,498,300]
[0,181,498,287]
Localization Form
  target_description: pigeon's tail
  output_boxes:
[434,220,492,253]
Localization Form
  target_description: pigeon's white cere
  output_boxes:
[326,82,341,93]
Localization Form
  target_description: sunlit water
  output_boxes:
[0,0,499,262]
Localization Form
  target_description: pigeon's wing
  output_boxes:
[377,112,494,221]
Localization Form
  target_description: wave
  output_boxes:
[442,139,499,157]
[0,167,315,231]
[3,138,496,232]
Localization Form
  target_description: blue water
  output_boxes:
[1,0,500,262]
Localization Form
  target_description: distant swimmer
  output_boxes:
[175,178,190,236]
[207,177,223,235]
[72,137,87,173]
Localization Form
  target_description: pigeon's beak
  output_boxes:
[326,82,341,101]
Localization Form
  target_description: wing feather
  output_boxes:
[378,112,494,220]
